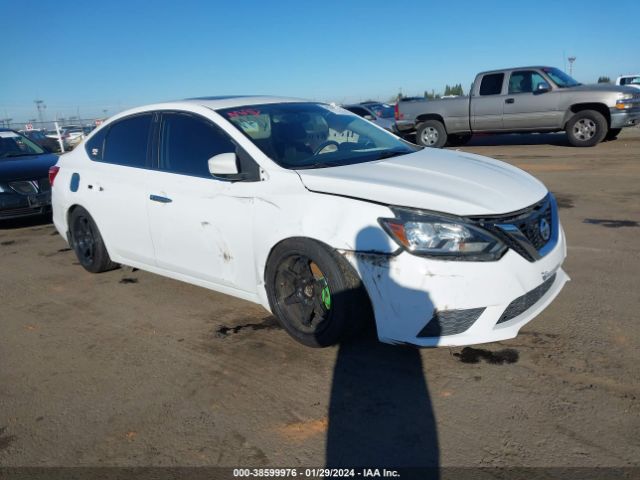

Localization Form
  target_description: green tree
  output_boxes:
[597,76,611,84]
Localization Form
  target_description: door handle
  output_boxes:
[505,98,515,104]
[149,194,172,203]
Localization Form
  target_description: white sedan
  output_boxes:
[50,96,568,347]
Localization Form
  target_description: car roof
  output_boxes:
[476,66,555,76]
[181,95,308,110]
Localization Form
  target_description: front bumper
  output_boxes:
[341,226,568,347]
[0,192,52,220]
[610,107,640,128]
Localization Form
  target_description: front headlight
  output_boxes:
[616,93,635,110]
[379,208,507,261]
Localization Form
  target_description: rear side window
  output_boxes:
[102,114,152,168]
[159,113,235,177]
[85,127,107,161]
[479,73,504,96]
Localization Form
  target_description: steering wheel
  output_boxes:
[313,140,340,155]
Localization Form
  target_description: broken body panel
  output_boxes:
[52,97,568,347]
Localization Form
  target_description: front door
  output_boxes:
[503,70,562,129]
[146,111,258,293]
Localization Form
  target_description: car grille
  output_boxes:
[471,194,557,262]
[8,178,49,195]
[497,273,556,324]
[417,307,486,337]
[0,207,43,218]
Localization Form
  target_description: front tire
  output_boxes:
[69,207,117,273]
[416,120,447,148]
[265,238,372,347]
[565,110,607,147]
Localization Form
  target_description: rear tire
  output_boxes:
[604,128,622,141]
[565,110,607,147]
[69,207,117,273]
[416,120,447,148]
[265,238,372,347]
[446,133,472,147]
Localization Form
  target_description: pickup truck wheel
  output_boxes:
[265,238,371,348]
[566,110,607,147]
[416,120,447,148]
[447,134,472,147]
[604,128,622,141]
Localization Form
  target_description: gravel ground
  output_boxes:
[1,128,638,472]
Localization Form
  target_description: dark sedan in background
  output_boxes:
[20,129,61,153]
[0,129,58,220]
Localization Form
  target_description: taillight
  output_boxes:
[49,165,60,186]
[394,103,403,120]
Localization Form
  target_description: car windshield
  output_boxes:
[219,103,417,169]
[542,67,581,88]
[365,103,394,118]
[0,131,45,159]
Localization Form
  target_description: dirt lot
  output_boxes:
[1,128,639,471]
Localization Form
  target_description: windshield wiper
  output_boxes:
[294,162,337,170]
[375,150,409,160]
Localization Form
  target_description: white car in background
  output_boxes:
[50,96,568,348]
[616,75,640,90]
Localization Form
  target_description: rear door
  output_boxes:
[503,70,562,129]
[83,113,156,265]
[471,72,506,131]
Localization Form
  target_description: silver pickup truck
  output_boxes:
[396,66,640,148]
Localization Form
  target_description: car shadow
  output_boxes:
[0,213,52,230]
[464,132,572,147]
[325,227,440,476]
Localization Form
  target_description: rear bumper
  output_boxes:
[395,119,416,132]
[341,226,568,347]
[610,108,640,128]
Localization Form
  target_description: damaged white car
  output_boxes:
[50,96,568,347]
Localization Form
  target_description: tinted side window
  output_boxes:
[85,127,108,161]
[346,107,368,117]
[102,114,152,167]
[479,73,505,96]
[159,113,235,177]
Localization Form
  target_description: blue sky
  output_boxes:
[2,0,639,122]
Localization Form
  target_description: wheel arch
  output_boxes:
[563,103,611,128]
[416,113,448,130]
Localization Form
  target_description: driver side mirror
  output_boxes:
[536,81,551,93]
[208,152,245,181]
[363,114,375,121]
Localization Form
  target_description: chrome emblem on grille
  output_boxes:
[539,217,551,241]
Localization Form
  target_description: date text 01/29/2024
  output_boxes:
[232,468,401,478]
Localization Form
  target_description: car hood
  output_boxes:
[567,83,638,95]
[0,153,58,182]
[296,148,548,216]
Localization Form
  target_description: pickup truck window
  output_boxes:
[541,67,580,88]
[479,73,504,96]
[508,71,547,94]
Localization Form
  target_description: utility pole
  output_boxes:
[34,99,46,124]
[568,56,576,76]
